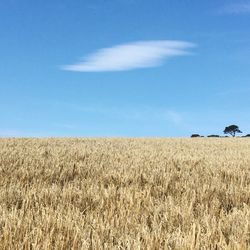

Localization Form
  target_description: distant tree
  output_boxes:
[223,125,242,137]
[191,134,201,138]
[244,134,250,137]
[207,135,220,138]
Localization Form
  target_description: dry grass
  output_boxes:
[0,138,249,249]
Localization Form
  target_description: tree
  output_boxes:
[223,125,242,137]
[207,135,220,138]
[191,134,201,138]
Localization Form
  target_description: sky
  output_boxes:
[0,0,250,137]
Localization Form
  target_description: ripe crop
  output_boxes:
[0,138,249,249]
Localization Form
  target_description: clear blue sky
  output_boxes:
[1,0,250,137]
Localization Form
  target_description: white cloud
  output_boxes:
[62,40,195,72]
[164,111,183,125]
[221,3,250,14]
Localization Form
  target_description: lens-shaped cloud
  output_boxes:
[220,3,250,14]
[62,40,196,72]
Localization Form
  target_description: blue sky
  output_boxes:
[0,0,250,137]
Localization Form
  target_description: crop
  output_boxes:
[0,138,249,249]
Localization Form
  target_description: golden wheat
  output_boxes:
[0,138,249,249]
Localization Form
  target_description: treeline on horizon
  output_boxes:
[191,134,250,138]
[191,124,250,138]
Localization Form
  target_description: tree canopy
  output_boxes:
[223,125,242,137]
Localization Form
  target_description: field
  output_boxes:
[0,138,249,249]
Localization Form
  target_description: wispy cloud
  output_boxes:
[62,40,195,72]
[51,123,77,129]
[164,111,183,125]
[216,87,250,97]
[56,101,184,125]
[220,2,250,14]
[0,129,23,137]
[0,129,44,137]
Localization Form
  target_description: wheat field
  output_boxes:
[0,138,249,249]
